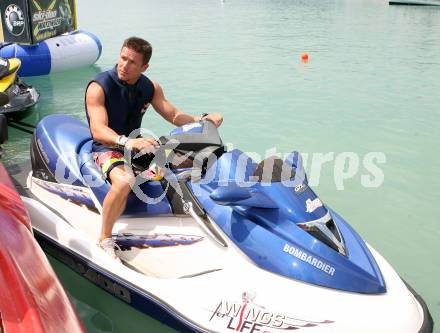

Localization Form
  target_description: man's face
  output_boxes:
[117,46,148,84]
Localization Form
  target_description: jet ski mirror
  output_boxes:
[210,184,278,209]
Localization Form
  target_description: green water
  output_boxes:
[2,0,440,331]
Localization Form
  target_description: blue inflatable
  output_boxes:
[0,30,102,77]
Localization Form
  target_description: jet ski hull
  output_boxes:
[18,169,432,333]
[20,114,433,332]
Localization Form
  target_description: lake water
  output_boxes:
[2,0,439,331]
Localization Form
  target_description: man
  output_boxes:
[86,37,223,260]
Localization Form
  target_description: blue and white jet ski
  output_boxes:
[21,114,433,333]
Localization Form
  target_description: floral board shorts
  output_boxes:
[93,150,126,179]
[93,150,164,181]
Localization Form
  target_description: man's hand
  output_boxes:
[125,137,160,155]
[204,113,223,128]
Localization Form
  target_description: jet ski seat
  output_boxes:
[32,114,93,187]
[32,114,172,215]
[78,130,172,215]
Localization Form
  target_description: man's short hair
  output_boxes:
[122,37,152,65]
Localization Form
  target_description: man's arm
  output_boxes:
[86,82,120,147]
[151,82,223,127]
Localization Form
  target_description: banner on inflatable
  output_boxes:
[0,0,77,44]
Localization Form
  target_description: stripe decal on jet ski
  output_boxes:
[33,177,96,209]
[114,233,204,250]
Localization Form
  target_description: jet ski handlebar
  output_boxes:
[130,120,225,174]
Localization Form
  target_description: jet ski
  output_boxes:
[20,114,433,332]
[0,57,39,117]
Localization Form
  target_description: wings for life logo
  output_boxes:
[4,4,25,36]
[208,293,334,332]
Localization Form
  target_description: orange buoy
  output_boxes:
[301,52,309,62]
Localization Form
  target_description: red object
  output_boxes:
[301,52,309,62]
[0,163,87,333]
